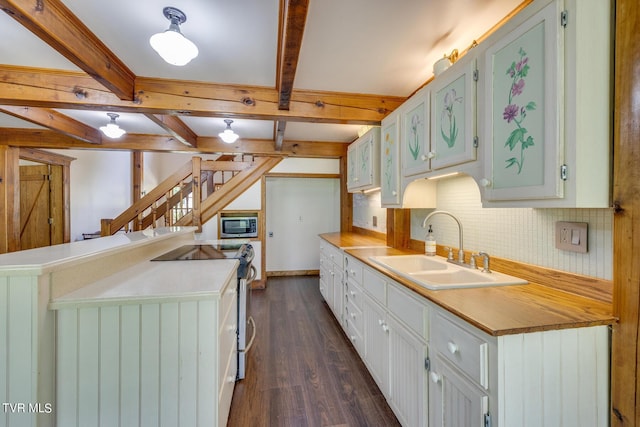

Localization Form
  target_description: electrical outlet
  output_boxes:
[555,221,588,253]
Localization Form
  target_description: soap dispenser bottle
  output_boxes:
[425,225,436,256]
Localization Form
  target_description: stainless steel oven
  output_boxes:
[151,241,256,380]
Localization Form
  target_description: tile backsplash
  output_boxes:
[353,175,613,280]
[353,192,387,233]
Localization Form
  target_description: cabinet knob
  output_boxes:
[447,341,459,355]
[227,376,236,383]
[479,178,492,188]
[392,190,397,196]
[382,324,389,333]
[350,312,356,319]
[430,371,442,384]
[422,151,436,161]
[350,335,356,342]
[378,319,384,326]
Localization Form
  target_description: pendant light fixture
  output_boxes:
[99,113,126,139]
[149,7,199,66]
[218,119,240,143]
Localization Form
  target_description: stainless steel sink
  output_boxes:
[369,254,527,290]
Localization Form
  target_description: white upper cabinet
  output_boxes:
[429,52,478,171]
[401,87,432,178]
[477,0,611,207]
[380,112,402,206]
[347,127,381,193]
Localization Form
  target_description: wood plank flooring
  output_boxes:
[227,276,400,427]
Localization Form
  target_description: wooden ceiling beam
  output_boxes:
[0,0,136,101]
[277,0,310,110]
[0,105,102,144]
[0,66,404,124]
[0,128,348,158]
[144,114,198,147]
[274,120,286,151]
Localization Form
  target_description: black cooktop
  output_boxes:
[151,244,241,261]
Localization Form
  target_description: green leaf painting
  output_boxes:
[502,47,536,174]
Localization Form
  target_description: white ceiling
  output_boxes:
[0,0,524,145]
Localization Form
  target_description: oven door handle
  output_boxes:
[243,316,257,354]
[247,265,257,284]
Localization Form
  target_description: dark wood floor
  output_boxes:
[227,276,400,427]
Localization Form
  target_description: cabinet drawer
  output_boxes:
[325,244,343,269]
[344,298,363,337]
[344,255,363,284]
[363,268,386,305]
[432,313,489,389]
[344,278,363,311]
[219,280,237,326]
[387,282,428,340]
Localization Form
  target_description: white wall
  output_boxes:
[52,150,132,241]
[407,175,613,279]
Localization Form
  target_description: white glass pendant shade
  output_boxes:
[150,7,198,66]
[149,29,198,66]
[100,113,126,139]
[219,119,239,143]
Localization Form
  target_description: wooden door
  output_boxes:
[20,164,64,250]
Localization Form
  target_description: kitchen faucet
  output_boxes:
[422,210,467,267]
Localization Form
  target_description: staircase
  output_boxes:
[100,155,282,236]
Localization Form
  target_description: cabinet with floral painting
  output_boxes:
[347,127,380,193]
[401,87,431,178]
[380,111,401,206]
[478,0,611,207]
[429,52,478,171]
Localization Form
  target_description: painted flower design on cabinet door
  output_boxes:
[440,89,462,148]
[503,47,536,174]
[383,130,394,191]
[408,112,422,160]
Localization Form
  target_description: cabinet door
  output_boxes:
[332,267,344,326]
[430,54,477,170]
[362,294,389,396]
[430,357,488,427]
[402,88,431,177]
[357,134,374,187]
[381,112,401,206]
[388,316,428,427]
[346,143,358,190]
[480,1,563,201]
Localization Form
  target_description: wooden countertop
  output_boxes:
[319,232,387,249]
[330,243,614,336]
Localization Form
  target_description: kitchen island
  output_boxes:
[0,227,238,427]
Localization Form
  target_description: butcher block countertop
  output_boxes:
[319,231,389,249]
[320,234,614,336]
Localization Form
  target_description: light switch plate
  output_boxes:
[555,221,588,253]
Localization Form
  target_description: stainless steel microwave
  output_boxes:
[220,216,258,238]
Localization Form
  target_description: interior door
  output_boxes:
[20,165,52,250]
[265,177,340,272]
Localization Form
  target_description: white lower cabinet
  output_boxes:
[387,315,428,427]
[429,356,489,427]
[361,268,429,427]
[362,293,389,389]
[319,242,609,427]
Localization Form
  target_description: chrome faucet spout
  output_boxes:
[422,210,464,263]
